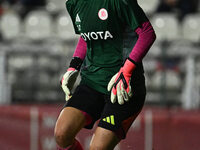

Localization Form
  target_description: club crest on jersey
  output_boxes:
[98,8,108,20]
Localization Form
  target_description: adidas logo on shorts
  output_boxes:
[102,115,115,125]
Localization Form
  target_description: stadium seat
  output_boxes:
[147,41,162,57]
[24,10,53,40]
[138,0,159,14]
[181,56,200,109]
[182,14,200,43]
[0,11,21,40]
[167,40,196,56]
[151,13,180,41]
[144,73,152,88]
[151,70,181,90]
[55,12,78,41]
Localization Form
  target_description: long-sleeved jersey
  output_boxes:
[66,0,149,94]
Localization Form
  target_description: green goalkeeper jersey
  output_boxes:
[66,0,148,94]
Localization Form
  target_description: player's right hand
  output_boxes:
[107,58,136,105]
[61,68,79,101]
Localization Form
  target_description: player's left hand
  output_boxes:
[107,58,136,105]
[61,57,83,101]
[61,68,79,101]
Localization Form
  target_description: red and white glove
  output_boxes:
[107,58,136,105]
[61,57,82,101]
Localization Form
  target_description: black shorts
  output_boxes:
[63,74,146,139]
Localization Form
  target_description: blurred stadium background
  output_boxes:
[0,0,200,150]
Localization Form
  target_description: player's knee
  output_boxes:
[54,128,74,148]
[89,144,101,150]
[90,143,108,150]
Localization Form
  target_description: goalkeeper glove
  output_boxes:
[107,58,136,105]
[61,57,82,101]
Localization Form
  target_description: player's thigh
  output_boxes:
[89,127,120,150]
[54,107,86,143]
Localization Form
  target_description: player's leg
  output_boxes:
[89,73,146,150]
[54,107,86,149]
[55,84,105,150]
[89,127,120,150]
[89,112,140,150]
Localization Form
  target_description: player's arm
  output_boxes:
[72,37,87,60]
[108,21,156,105]
[129,21,156,62]
[61,37,87,101]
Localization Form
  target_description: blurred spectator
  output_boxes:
[0,0,46,18]
[0,0,4,40]
[156,0,178,13]
[7,0,18,5]
[156,0,199,21]
[0,0,3,16]
[178,0,199,20]
[19,0,46,18]
[20,0,45,7]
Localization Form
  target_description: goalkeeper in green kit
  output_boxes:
[54,0,156,149]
